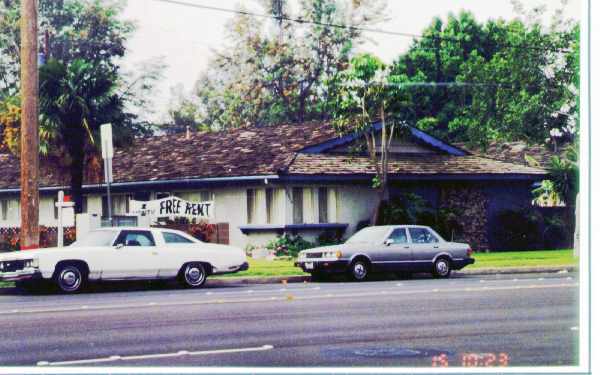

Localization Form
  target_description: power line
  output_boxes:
[150,0,574,54]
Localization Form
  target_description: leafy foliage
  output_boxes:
[167,0,385,131]
[389,7,579,147]
[266,234,315,257]
[378,193,463,241]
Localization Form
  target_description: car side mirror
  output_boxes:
[384,239,394,246]
[115,243,124,250]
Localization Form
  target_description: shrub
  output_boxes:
[490,209,543,251]
[316,231,344,247]
[378,194,463,241]
[266,234,315,257]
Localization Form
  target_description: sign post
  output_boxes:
[55,191,74,248]
[100,124,114,227]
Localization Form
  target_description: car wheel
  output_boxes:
[179,263,207,288]
[432,257,451,278]
[54,264,86,293]
[348,260,369,282]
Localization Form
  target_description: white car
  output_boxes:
[0,227,248,293]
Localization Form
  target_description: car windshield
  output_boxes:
[346,227,391,244]
[71,230,118,247]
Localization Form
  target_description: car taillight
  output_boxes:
[467,247,473,257]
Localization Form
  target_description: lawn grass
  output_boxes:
[215,258,304,278]
[471,249,577,269]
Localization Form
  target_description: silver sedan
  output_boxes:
[295,225,475,281]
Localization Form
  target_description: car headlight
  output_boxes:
[23,258,39,268]
[324,251,342,259]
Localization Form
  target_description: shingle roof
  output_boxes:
[0,122,547,191]
[0,122,338,189]
[454,141,566,169]
[287,154,547,177]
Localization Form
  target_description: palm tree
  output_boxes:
[39,59,125,213]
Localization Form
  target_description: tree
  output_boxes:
[173,0,386,130]
[389,7,579,147]
[330,53,411,225]
[0,0,134,95]
[0,0,158,213]
[38,59,134,213]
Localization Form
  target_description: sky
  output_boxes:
[120,0,581,123]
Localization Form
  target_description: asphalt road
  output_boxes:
[0,271,579,369]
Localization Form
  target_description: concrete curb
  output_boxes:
[209,266,577,286]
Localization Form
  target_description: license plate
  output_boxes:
[305,262,314,270]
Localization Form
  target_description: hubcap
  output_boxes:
[60,268,81,291]
[436,260,449,275]
[354,263,367,279]
[185,265,205,285]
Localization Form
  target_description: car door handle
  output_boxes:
[403,246,410,249]
[433,246,439,249]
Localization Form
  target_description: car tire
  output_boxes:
[348,259,369,282]
[179,263,207,288]
[54,264,86,293]
[432,257,451,278]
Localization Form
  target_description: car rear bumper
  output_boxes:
[212,262,249,275]
[452,258,475,270]
[294,260,349,274]
[0,269,42,282]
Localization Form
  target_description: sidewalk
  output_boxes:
[209,265,577,286]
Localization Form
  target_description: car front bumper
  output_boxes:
[452,258,475,270]
[0,268,42,282]
[294,260,349,274]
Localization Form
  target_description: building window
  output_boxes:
[292,188,303,224]
[247,189,256,224]
[102,195,131,217]
[200,190,212,202]
[81,196,88,214]
[266,188,274,224]
[0,200,7,221]
[318,187,329,223]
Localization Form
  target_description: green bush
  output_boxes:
[490,209,543,251]
[265,234,315,257]
[378,193,463,240]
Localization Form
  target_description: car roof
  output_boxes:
[92,227,181,233]
[363,225,433,229]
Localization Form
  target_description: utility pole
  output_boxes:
[19,0,40,250]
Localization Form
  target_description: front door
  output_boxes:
[103,230,161,279]
[381,228,413,271]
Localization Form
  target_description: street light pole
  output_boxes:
[19,0,40,250]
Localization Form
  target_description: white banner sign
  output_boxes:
[130,197,214,220]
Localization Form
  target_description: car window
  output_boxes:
[408,228,439,244]
[346,227,391,244]
[115,231,156,247]
[163,232,195,244]
[388,228,408,244]
[71,230,118,247]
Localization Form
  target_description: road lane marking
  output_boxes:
[571,326,579,331]
[2,282,578,316]
[37,345,274,366]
